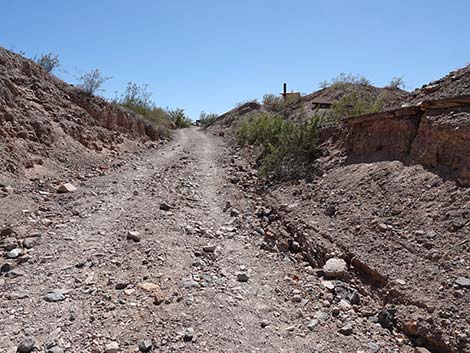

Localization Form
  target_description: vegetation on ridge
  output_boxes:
[238,112,320,181]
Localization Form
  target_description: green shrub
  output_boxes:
[113,82,171,138]
[331,91,383,117]
[262,93,300,112]
[167,108,192,128]
[199,111,219,128]
[238,113,320,180]
[118,82,154,114]
[320,73,372,89]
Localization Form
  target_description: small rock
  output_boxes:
[230,208,239,217]
[159,202,172,211]
[260,319,270,328]
[202,245,216,253]
[138,340,153,352]
[415,348,431,353]
[2,185,14,193]
[322,258,347,278]
[338,323,353,335]
[2,237,18,251]
[127,231,141,242]
[1,227,15,237]
[57,183,77,193]
[183,327,194,342]
[455,277,470,289]
[46,346,64,353]
[367,342,380,352]
[377,223,388,232]
[307,319,319,331]
[115,282,129,290]
[236,272,249,282]
[324,205,336,217]
[180,278,200,289]
[105,342,119,353]
[292,294,302,303]
[1,262,11,273]
[6,248,22,259]
[44,290,66,302]
[16,337,35,353]
[22,238,36,249]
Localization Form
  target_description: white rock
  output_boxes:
[323,258,347,278]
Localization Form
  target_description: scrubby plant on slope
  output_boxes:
[167,108,192,128]
[113,82,172,138]
[35,53,60,73]
[262,93,300,112]
[238,112,320,181]
[77,69,111,95]
[199,111,219,128]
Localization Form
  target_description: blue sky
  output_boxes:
[2,0,469,119]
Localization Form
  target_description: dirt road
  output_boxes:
[1,128,412,353]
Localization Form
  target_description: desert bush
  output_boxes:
[319,73,372,89]
[331,91,383,117]
[35,53,60,73]
[387,76,405,89]
[262,93,300,112]
[77,69,111,95]
[113,82,171,138]
[199,111,218,128]
[238,113,320,180]
[167,108,192,128]
[118,82,154,114]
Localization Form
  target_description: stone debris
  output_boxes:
[236,272,249,282]
[455,277,470,289]
[16,337,35,353]
[127,230,141,242]
[105,342,120,353]
[202,244,216,253]
[138,340,153,352]
[57,183,77,193]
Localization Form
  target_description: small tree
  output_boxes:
[35,53,60,73]
[167,108,192,128]
[387,76,405,89]
[199,111,219,128]
[118,82,154,114]
[77,69,111,95]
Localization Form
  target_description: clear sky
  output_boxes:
[2,0,469,119]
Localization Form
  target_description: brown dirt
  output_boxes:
[1,128,420,353]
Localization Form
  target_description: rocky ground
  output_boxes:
[0,128,428,353]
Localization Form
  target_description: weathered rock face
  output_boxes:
[344,101,470,186]
[0,47,159,176]
[411,107,470,186]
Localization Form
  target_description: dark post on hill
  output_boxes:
[281,83,300,100]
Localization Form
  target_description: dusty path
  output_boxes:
[1,128,412,353]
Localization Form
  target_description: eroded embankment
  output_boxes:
[344,95,470,186]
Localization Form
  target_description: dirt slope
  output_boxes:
[405,65,470,105]
[0,48,159,182]
[1,128,419,353]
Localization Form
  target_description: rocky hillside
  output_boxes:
[404,64,470,105]
[0,48,160,182]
